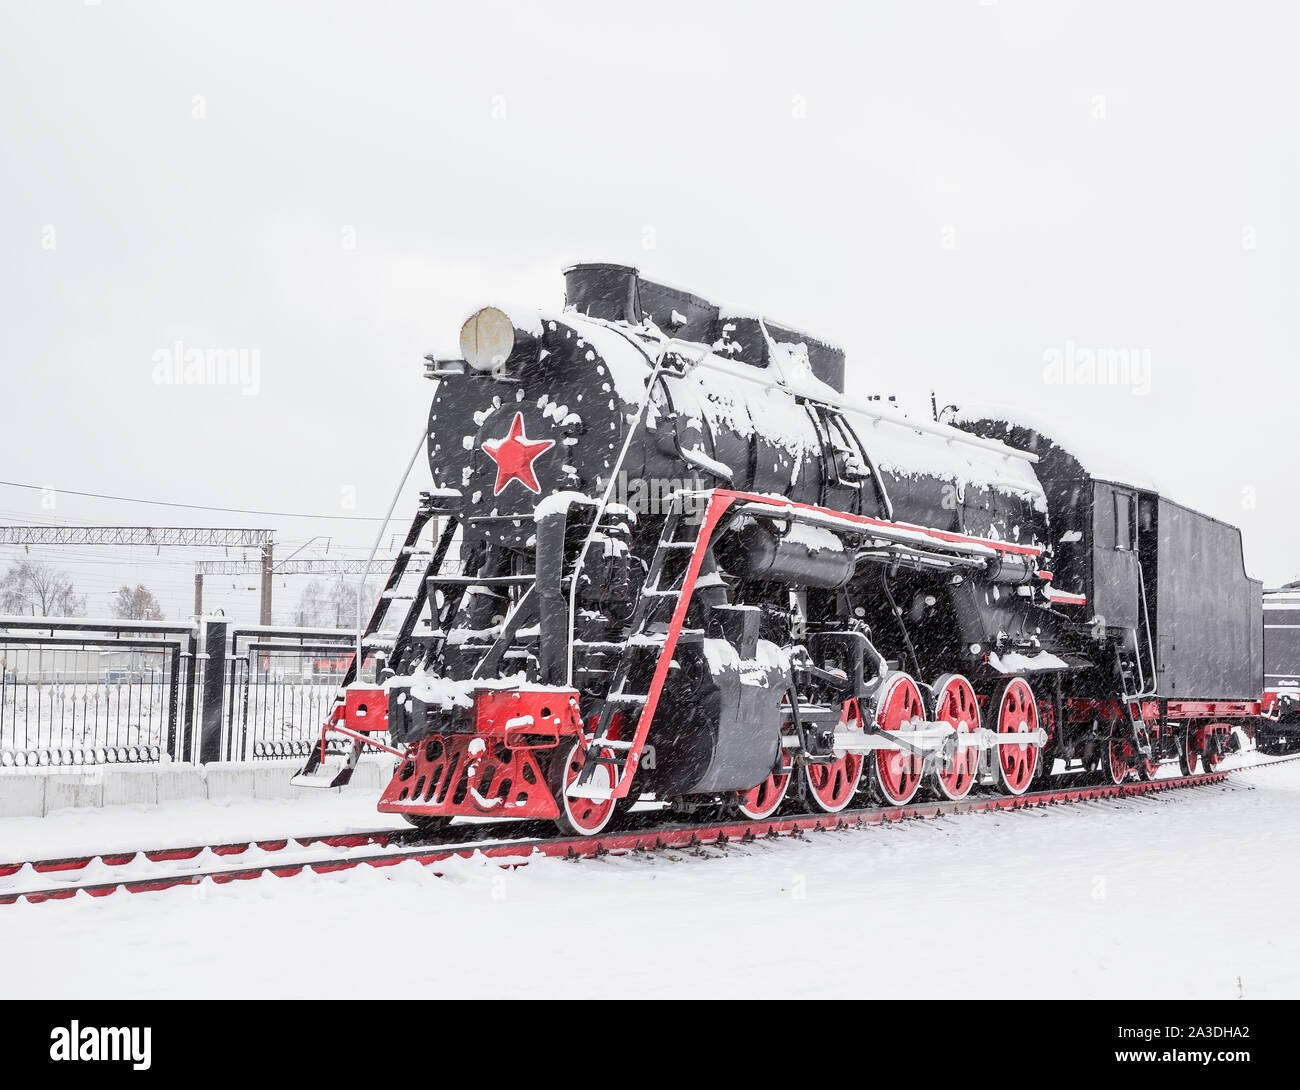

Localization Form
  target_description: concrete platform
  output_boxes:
[0,755,396,819]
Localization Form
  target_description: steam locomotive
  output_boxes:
[295,263,1268,834]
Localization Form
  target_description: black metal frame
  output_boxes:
[0,616,367,768]
[0,617,196,767]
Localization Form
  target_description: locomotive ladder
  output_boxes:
[1117,653,1153,759]
[1124,560,1160,757]
[293,500,452,787]
[569,490,734,801]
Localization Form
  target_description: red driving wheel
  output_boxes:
[930,673,979,802]
[805,700,865,813]
[737,704,795,821]
[1107,737,1132,785]
[549,711,625,837]
[549,741,619,835]
[869,674,926,805]
[991,678,1040,796]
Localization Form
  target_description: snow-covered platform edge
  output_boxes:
[0,756,397,819]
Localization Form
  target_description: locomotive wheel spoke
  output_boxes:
[991,678,1040,797]
[737,745,794,820]
[866,673,926,806]
[548,741,619,836]
[805,702,865,813]
[1107,738,1131,785]
[738,692,797,820]
[929,673,978,802]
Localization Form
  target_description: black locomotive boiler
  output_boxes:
[296,263,1267,834]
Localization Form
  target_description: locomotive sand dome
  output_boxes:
[294,264,1267,834]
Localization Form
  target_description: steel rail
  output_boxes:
[5,754,1297,907]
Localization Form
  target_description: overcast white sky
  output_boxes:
[0,0,1296,623]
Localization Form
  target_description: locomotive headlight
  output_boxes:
[461,306,515,371]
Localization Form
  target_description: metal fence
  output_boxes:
[0,618,190,768]
[0,615,381,768]
[223,626,387,762]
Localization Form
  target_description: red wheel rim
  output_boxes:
[737,746,793,819]
[995,679,1039,795]
[1108,738,1131,785]
[1182,729,1199,774]
[1202,749,1221,772]
[931,675,978,801]
[559,743,616,834]
[872,675,925,805]
[805,701,864,813]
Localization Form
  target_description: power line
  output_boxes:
[0,479,392,522]
[195,558,396,576]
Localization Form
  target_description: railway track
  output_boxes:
[5,753,1297,907]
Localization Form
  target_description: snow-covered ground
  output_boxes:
[0,784,408,862]
[3,758,1298,999]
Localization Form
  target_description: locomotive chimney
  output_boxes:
[563,263,642,323]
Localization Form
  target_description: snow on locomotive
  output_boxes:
[295,263,1265,834]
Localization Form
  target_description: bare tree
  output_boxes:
[329,579,383,628]
[109,584,166,621]
[294,579,329,627]
[0,559,87,617]
[293,578,381,629]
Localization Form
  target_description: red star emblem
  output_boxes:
[481,412,555,496]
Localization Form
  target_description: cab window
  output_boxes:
[1114,492,1133,551]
